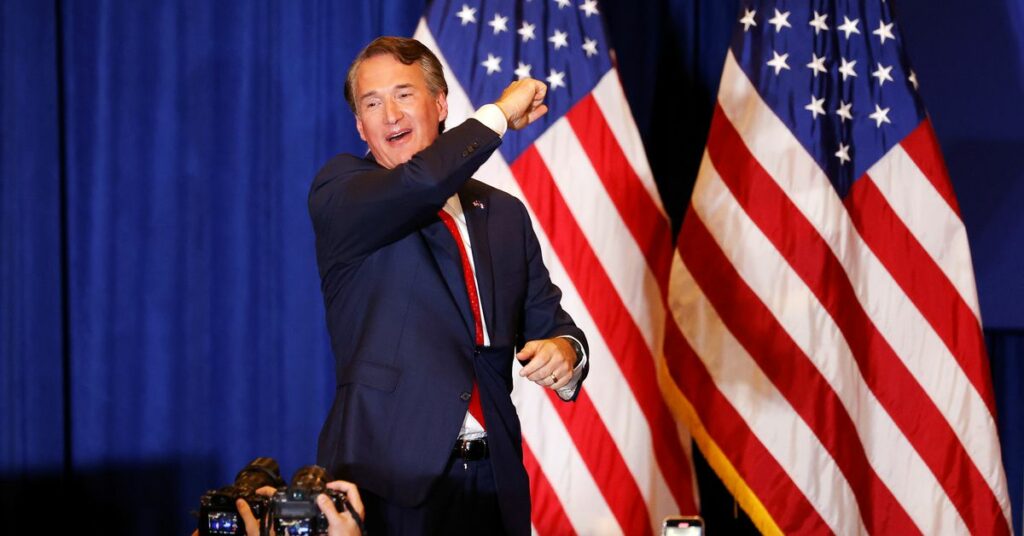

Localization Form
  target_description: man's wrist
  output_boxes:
[559,335,585,369]
[555,336,587,400]
[473,103,508,138]
[566,337,582,368]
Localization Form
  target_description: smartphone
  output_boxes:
[662,515,704,536]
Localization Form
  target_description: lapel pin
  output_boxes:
[472,200,485,210]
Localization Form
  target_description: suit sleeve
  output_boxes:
[516,200,590,400]
[308,119,501,265]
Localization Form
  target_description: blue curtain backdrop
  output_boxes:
[2,0,1021,534]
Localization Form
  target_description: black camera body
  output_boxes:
[271,465,349,536]
[197,457,285,536]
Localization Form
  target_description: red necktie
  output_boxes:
[437,209,486,429]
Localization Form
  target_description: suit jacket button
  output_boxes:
[472,141,479,148]
[461,151,468,157]
[460,392,471,401]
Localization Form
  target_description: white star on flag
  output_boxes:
[807,53,827,76]
[579,0,599,17]
[554,0,571,8]
[839,57,858,80]
[838,16,861,38]
[872,63,894,86]
[809,11,829,34]
[909,70,919,89]
[768,9,792,32]
[739,8,757,31]
[545,68,566,89]
[835,142,852,163]
[805,95,826,118]
[456,4,476,25]
[480,53,502,74]
[488,13,509,34]
[517,21,536,42]
[836,101,853,122]
[549,29,569,50]
[767,50,790,74]
[582,37,598,57]
[869,103,892,126]
[514,62,532,80]
[874,21,895,44]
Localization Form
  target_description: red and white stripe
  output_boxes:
[416,19,699,536]
[665,50,1012,534]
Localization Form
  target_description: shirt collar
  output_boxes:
[443,193,466,225]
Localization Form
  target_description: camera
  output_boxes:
[271,465,351,536]
[197,457,286,535]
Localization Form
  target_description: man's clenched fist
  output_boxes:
[495,78,549,130]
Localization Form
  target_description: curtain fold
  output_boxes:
[0,0,65,477]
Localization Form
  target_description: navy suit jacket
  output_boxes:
[308,119,588,535]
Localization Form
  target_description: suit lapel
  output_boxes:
[420,216,476,342]
[460,186,496,341]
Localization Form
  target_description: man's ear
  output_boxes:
[355,114,367,142]
[436,91,449,123]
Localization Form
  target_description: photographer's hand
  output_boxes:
[238,486,279,536]
[191,484,274,536]
[188,497,262,536]
[235,498,261,536]
[317,480,365,536]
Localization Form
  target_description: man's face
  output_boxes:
[353,54,448,170]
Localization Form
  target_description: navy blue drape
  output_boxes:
[4,2,424,533]
[1,0,66,478]
[2,0,1021,534]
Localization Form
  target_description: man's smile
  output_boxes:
[385,129,412,144]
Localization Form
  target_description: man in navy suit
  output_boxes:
[309,37,589,535]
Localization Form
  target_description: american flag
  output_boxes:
[665,0,1013,534]
[414,0,699,533]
